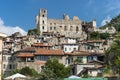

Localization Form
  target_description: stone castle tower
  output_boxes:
[36,9,96,38]
[36,9,47,35]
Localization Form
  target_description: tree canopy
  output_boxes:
[89,31,110,40]
[105,39,120,75]
[27,28,39,35]
[10,67,39,77]
[39,58,70,80]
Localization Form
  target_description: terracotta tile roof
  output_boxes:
[32,43,52,47]
[87,40,105,43]
[70,51,90,56]
[17,47,36,52]
[68,51,104,56]
[35,61,46,65]
[35,48,63,55]
[79,40,105,43]
[17,53,34,57]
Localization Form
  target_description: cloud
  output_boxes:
[105,0,120,13]
[0,18,27,36]
[101,15,112,26]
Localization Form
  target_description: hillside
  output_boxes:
[101,14,120,32]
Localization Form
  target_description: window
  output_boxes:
[9,64,12,69]
[41,66,44,69]
[42,15,44,17]
[59,26,62,28]
[44,10,46,13]
[3,64,6,69]
[42,26,44,29]
[36,56,49,61]
[43,20,44,24]
[64,26,67,31]
[70,26,73,31]
[64,48,67,51]
[40,65,44,72]
[8,57,12,61]
[74,48,76,51]
[50,27,52,30]
[54,27,56,30]
[50,23,52,25]
[76,26,79,31]
[42,14,45,17]
[3,56,6,61]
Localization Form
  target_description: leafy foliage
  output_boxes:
[39,69,56,80]
[20,67,33,76]
[27,28,39,35]
[105,40,120,74]
[74,58,82,63]
[39,58,70,80]
[89,31,100,40]
[10,67,39,77]
[100,33,110,39]
[10,69,21,75]
[90,31,110,40]
[115,56,120,74]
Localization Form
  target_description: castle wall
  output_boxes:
[36,9,87,38]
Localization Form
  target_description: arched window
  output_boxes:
[42,26,44,29]
[64,26,67,31]
[70,26,73,31]
[42,15,44,17]
[76,26,79,31]
[43,20,44,24]
[44,10,46,13]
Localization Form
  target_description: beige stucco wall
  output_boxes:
[0,33,7,80]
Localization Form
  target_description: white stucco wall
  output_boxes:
[63,44,79,53]
[68,38,76,44]
[88,70,98,77]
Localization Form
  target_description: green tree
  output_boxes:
[39,58,70,80]
[27,28,39,35]
[20,67,33,76]
[100,33,110,39]
[10,69,21,75]
[74,58,82,63]
[105,40,120,75]
[11,67,39,77]
[20,67,39,77]
[90,31,110,40]
[115,56,120,75]
[90,31,100,40]
[39,69,56,80]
